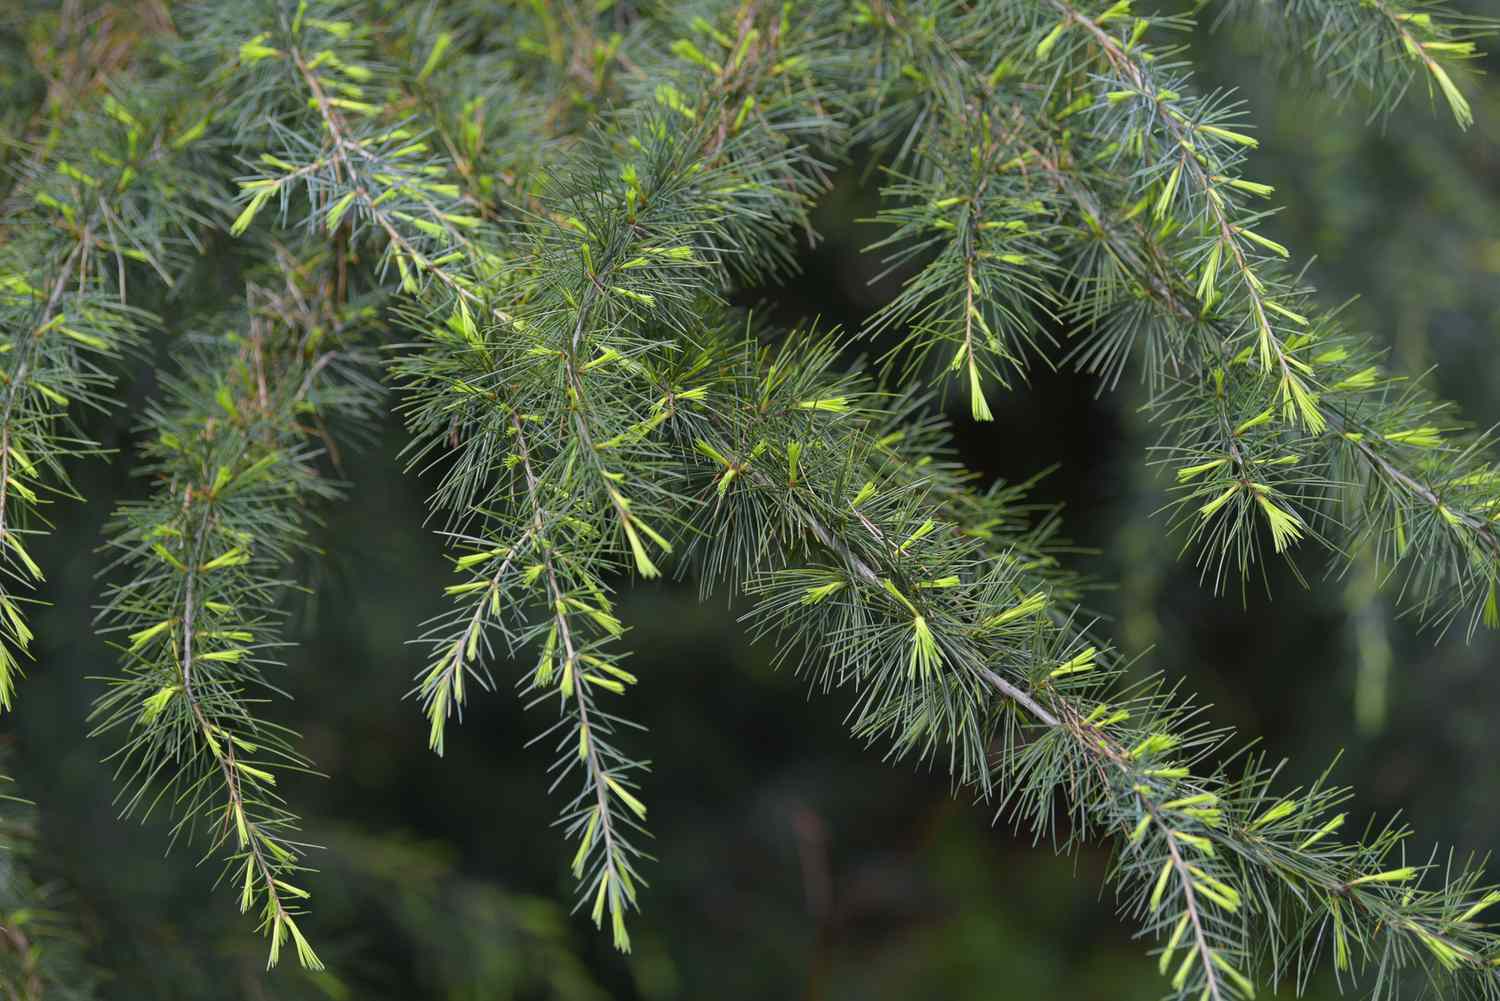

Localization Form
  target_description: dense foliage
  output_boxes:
[2,0,1499,997]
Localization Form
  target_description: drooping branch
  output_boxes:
[666,323,1500,999]
[90,273,381,967]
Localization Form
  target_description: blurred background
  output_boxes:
[5,3,1500,999]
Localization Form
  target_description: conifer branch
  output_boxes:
[1012,1,1500,626]
[1016,120,1500,626]
[510,412,645,953]
[829,0,1499,622]
[668,325,1500,999]
[1047,0,1322,419]
[389,8,854,953]
[90,274,381,969]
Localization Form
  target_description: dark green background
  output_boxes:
[9,8,1500,999]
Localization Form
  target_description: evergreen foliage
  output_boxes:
[2,0,1499,996]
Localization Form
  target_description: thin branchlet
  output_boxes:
[89,272,382,967]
